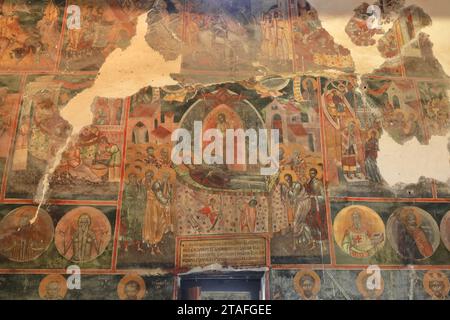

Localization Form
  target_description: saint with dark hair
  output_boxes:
[396,209,434,261]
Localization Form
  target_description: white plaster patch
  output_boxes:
[33,12,181,212]
[378,131,450,185]
[60,12,181,134]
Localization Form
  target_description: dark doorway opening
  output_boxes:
[179,272,265,300]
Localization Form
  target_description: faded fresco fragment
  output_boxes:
[0,0,66,72]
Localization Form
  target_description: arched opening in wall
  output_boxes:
[272,114,283,142]
[178,272,266,300]
[393,95,401,109]
[132,121,149,144]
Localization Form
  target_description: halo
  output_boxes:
[126,145,146,162]
[143,164,158,176]
[333,205,386,259]
[125,165,145,182]
[117,274,146,300]
[368,129,380,139]
[54,207,112,263]
[398,207,423,226]
[305,157,324,179]
[356,270,385,299]
[423,271,450,298]
[279,169,299,184]
[301,78,318,91]
[156,143,171,160]
[39,274,68,300]
[278,143,293,161]
[293,270,321,298]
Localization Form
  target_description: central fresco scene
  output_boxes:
[0,0,449,300]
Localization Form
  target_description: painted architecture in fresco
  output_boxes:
[0,0,448,300]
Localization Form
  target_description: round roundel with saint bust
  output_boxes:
[55,206,111,263]
[0,206,54,263]
[117,274,146,300]
[387,206,440,261]
[423,270,450,300]
[39,274,67,300]
[333,205,385,259]
[293,270,321,300]
[440,211,450,252]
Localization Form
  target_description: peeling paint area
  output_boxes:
[0,0,449,301]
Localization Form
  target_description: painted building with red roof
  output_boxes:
[264,99,321,153]
[127,88,178,145]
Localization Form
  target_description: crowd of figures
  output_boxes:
[121,144,175,255]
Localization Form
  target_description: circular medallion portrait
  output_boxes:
[55,207,111,263]
[333,205,385,259]
[293,270,321,300]
[0,206,54,262]
[387,207,440,261]
[356,269,384,300]
[440,211,450,252]
[117,274,146,300]
[423,270,449,300]
[39,274,67,300]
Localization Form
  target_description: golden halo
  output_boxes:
[143,164,158,176]
[126,145,147,162]
[279,169,299,184]
[55,207,112,263]
[278,143,293,161]
[117,274,146,300]
[301,78,318,91]
[156,143,171,160]
[333,205,386,259]
[423,271,450,298]
[143,143,158,153]
[293,270,321,298]
[356,270,385,299]
[398,207,423,226]
[125,164,145,182]
[39,274,67,300]
[305,157,324,179]
[368,129,380,139]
